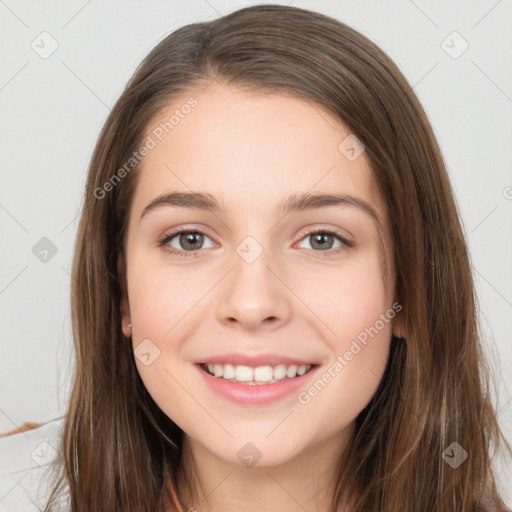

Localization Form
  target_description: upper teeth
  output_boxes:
[205,363,312,383]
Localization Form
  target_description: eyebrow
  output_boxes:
[139,190,381,225]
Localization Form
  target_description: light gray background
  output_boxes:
[1,0,511,505]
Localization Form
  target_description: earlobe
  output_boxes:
[392,310,406,340]
[120,293,132,338]
[118,252,131,338]
[393,329,405,340]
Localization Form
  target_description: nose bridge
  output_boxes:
[216,238,290,329]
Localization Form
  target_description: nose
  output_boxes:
[216,251,292,332]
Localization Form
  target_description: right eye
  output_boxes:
[158,229,216,258]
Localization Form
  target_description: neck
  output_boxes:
[174,424,357,512]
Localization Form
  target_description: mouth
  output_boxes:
[199,362,317,386]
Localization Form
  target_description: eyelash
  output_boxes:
[157,227,354,259]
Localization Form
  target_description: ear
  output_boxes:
[120,293,131,338]
[392,305,406,339]
[118,251,131,338]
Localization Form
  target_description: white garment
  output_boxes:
[0,417,68,512]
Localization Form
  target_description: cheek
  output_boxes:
[301,250,391,345]
[127,253,207,339]
[295,250,394,402]
[295,265,393,430]
[127,256,205,426]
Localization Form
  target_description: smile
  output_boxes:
[195,361,320,404]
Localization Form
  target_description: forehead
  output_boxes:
[132,83,387,223]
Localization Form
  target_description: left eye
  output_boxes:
[296,230,348,252]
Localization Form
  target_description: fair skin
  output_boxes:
[120,82,404,512]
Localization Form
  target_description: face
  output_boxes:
[121,83,403,468]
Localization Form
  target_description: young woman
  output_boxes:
[28,4,511,511]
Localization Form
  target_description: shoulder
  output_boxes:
[0,416,68,511]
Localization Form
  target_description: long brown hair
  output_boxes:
[45,4,511,511]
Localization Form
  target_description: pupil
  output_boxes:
[312,233,332,250]
[181,232,202,250]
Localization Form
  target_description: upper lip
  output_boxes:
[196,353,320,368]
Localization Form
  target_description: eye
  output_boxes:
[295,228,353,256]
[158,227,353,259]
[158,228,215,258]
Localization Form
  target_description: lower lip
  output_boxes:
[195,364,319,404]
